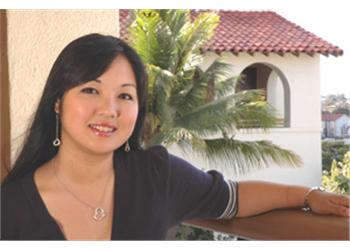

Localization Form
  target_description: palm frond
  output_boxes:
[147,65,175,129]
[200,59,233,83]
[158,9,189,38]
[148,127,206,151]
[170,80,209,115]
[175,89,278,134]
[129,10,160,65]
[170,59,239,115]
[203,138,302,175]
[126,9,302,176]
[215,76,238,98]
[175,12,219,73]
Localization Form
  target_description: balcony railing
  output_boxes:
[186,208,349,240]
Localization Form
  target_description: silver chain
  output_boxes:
[52,158,113,220]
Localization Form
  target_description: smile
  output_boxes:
[88,124,117,137]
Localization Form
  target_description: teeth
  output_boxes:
[90,125,115,132]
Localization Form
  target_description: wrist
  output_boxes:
[302,186,325,212]
[286,185,310,208]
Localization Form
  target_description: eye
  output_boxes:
[81,87,98,94]
[119,93,133,100]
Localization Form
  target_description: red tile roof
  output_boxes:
[322,114,344,121]
[119,9,132,43]
[119,10,343,57]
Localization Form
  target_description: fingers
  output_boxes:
[338,195,350,208]
[309,191,350,217]
[327,202,350,217]
[329,193,350,208]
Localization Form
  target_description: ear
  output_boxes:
[54,99,61,114]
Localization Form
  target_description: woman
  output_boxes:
[1,33,349,240]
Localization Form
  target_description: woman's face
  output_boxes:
[57,54,139,155]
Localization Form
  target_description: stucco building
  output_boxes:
[119,10,343,186]
[1,10,343,186]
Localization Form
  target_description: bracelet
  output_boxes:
[302,186,325,212]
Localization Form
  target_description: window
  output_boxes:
[237,63,291,128]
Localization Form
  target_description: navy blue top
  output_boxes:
[1,146,238,240]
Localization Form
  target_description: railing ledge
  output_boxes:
[185,208,349,240]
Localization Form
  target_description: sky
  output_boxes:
[3,0,350,98]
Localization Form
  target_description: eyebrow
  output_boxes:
[93,79,136,88]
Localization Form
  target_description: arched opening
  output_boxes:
[236,63,291,127]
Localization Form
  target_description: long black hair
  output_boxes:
[2,33,148,186]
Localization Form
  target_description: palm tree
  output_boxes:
[126,9,302,175]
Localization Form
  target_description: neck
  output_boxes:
[52,146,115,185]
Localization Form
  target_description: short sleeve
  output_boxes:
[166,154,238,226]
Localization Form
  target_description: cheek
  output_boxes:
[121,104,139,131]
[61,99,93,125]
[124,105,139,124]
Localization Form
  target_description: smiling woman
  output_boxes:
[1,33,349,241]
[57,54,139,155]
[1,34,150,240]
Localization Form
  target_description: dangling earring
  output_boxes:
[53,112,61,147]
[125,141,130,152]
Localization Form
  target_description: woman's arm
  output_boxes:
[235,181,350,218]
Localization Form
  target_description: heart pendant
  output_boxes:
[93,207,107,221]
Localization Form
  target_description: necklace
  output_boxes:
[53,159,113,222]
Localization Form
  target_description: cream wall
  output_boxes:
[7,10,119,161]
[169,52,323,186]
[202,52,321,130]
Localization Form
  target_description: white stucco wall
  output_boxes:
[267,71,285,119]
[202,52,321,130]
[322,115,350,138]
[335,115,350,137]
[169,52,322,186]
[7,10,119,161]
[323,120,336,137]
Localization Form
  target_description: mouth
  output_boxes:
[88,124,117,137]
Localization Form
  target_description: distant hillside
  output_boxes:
[321,94,350,115]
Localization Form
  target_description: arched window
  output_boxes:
[236,63,291,128]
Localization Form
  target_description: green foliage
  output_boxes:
[175,225,214,240]
[126,9,302,175]
[322,151,350,195]
[322,94,350,114]
[332,107,350,116]
[322,141,349,172]
[175,224,235,240]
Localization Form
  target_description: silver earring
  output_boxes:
[53,112,61,147]
[125,141,130,152]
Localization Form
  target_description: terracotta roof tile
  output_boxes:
[322,114,344,121]
[119,10,343,57]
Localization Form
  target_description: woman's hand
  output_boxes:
[307,190,350,217]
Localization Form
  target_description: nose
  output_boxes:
[97,96,120,119]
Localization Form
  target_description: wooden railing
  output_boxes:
[186,208,349,240]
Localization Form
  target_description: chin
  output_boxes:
[83,144,120,156]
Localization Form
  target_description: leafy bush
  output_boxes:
[322,141,349,172]
[175,224,236,240]
[175,225,215,240]
[322,151,350,195]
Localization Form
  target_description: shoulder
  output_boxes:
[139,145,169,157]
[130,145,170,167]
[124,146,171,184]
[134,146,202,175]
[143,145,169,162]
